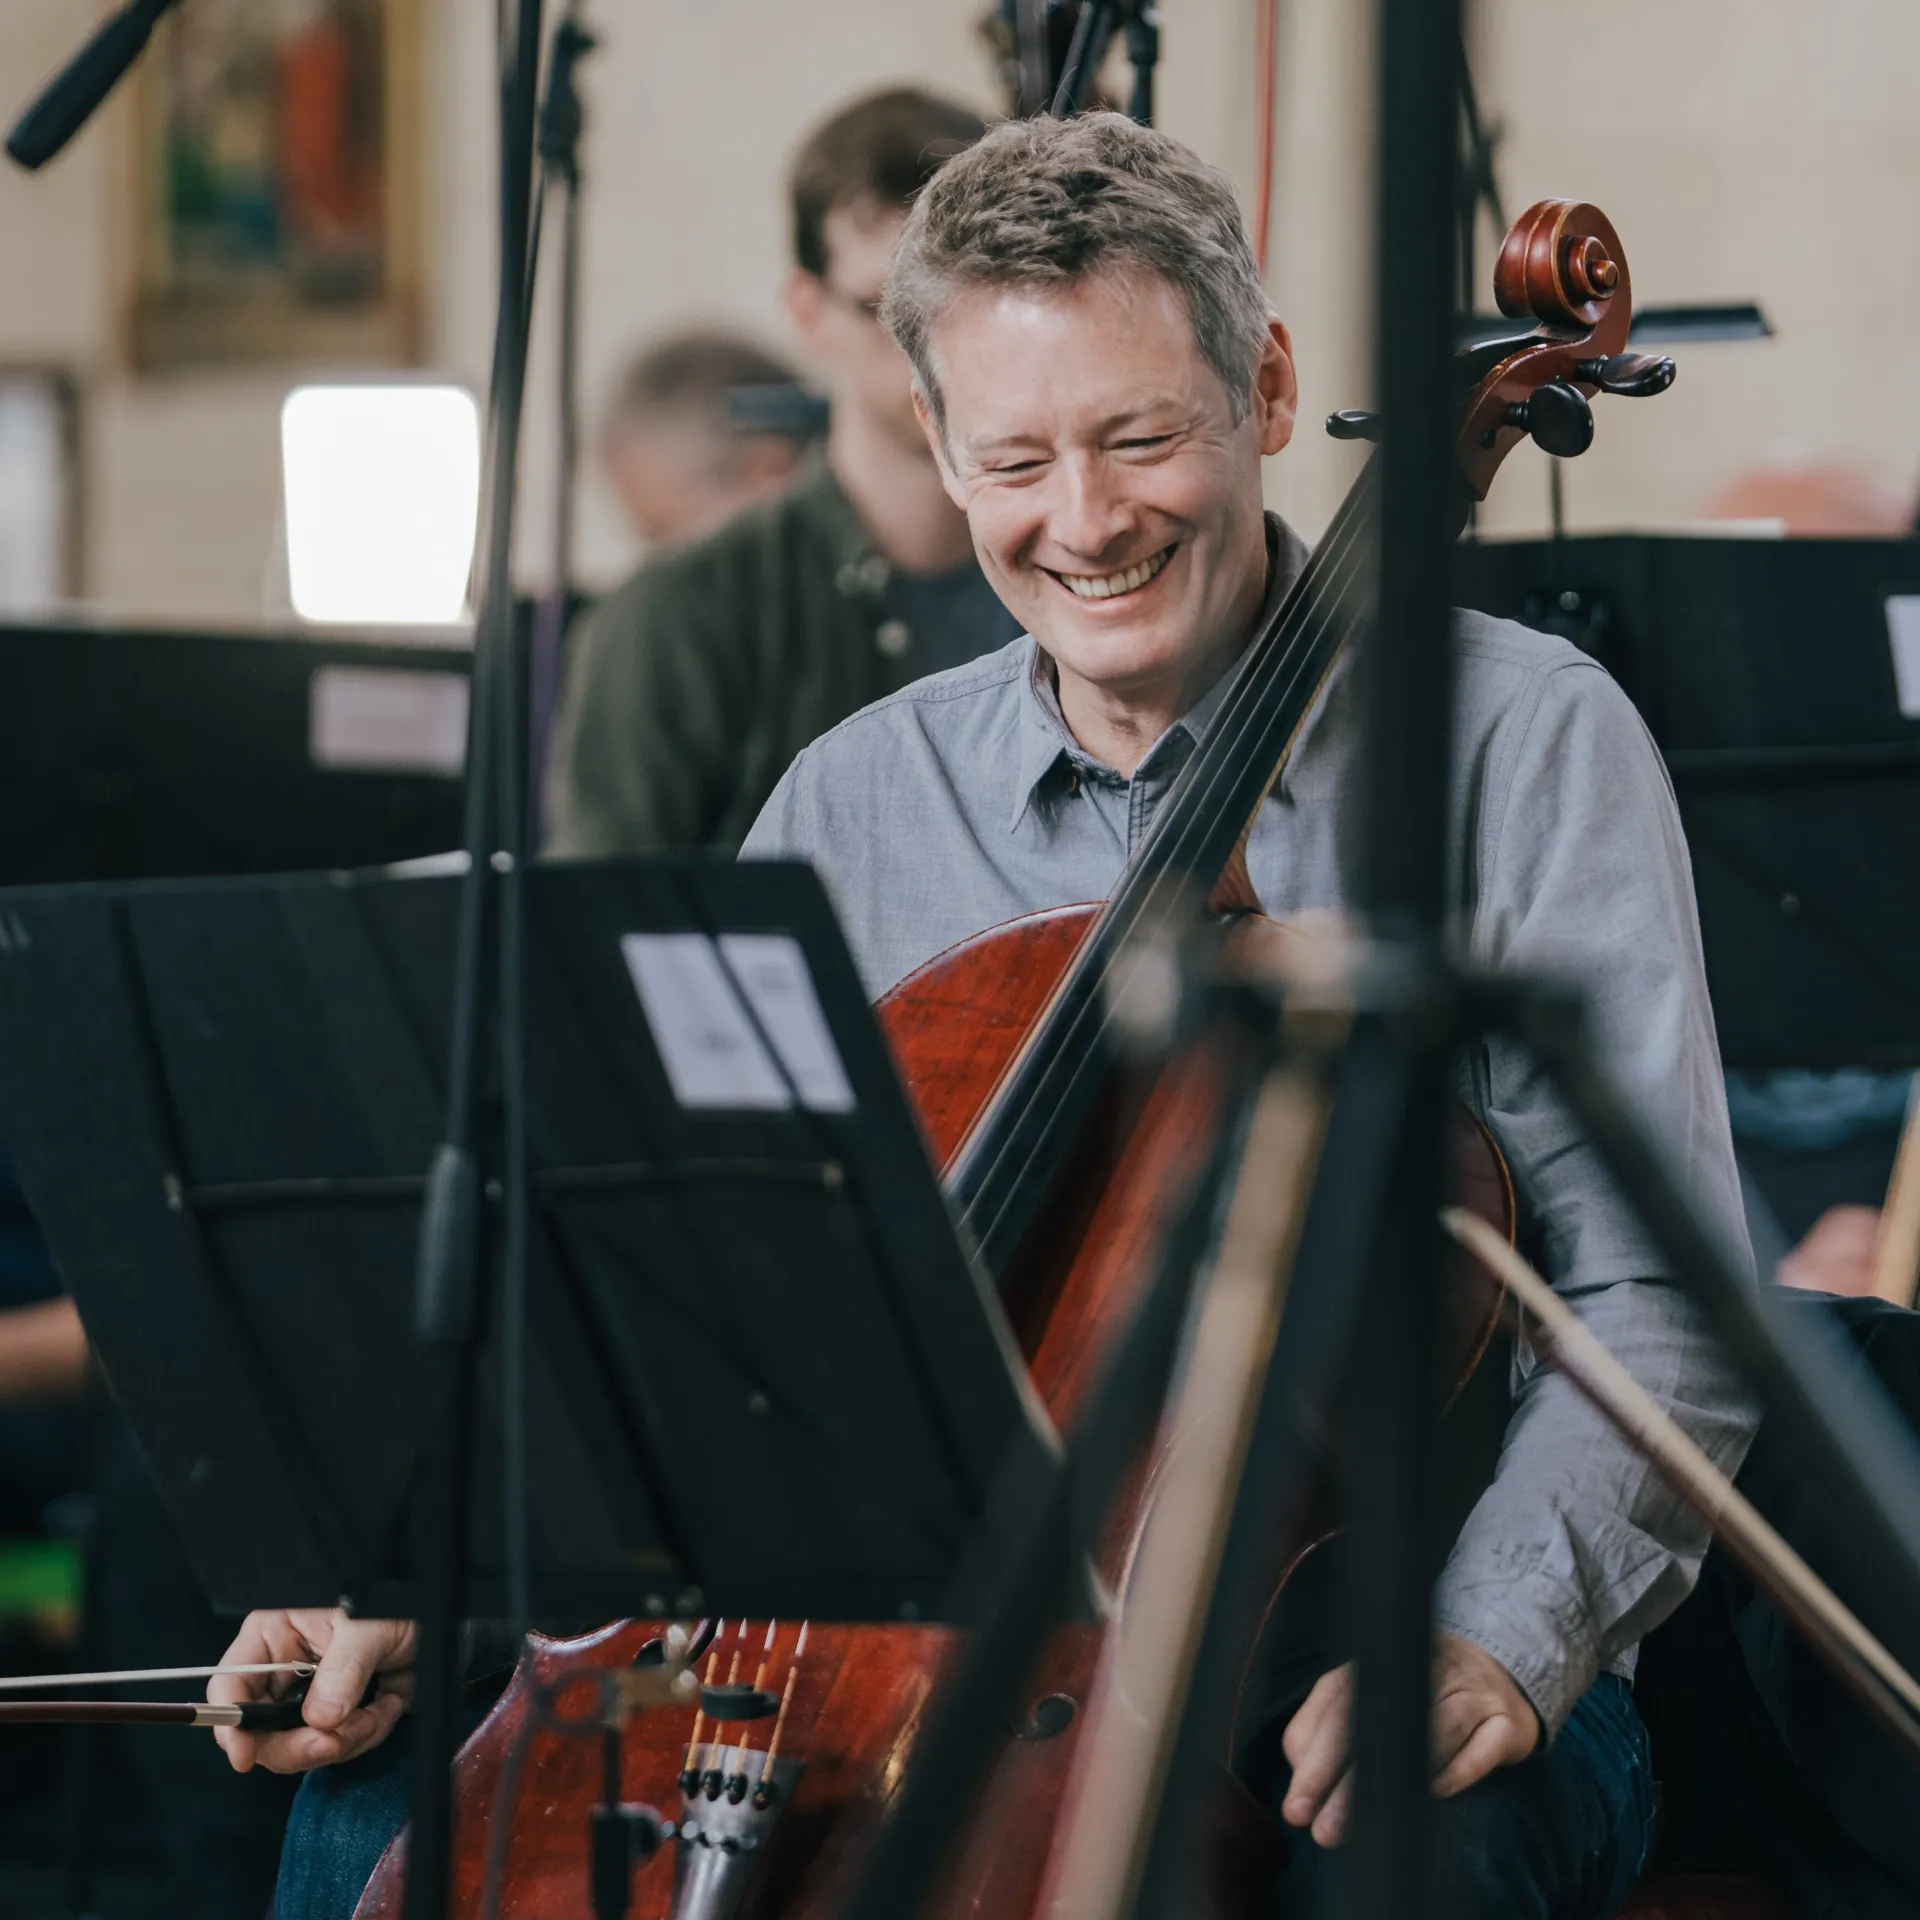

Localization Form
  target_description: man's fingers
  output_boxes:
[350,1688,410,1759]
[1310,1768,1354,1849]
[208,1610,415,1775]
[1280,1665,1353,1830]
[207,1611,311,1710]
[252,1684,409,1774]
[248,1725,356,1775]
[1428,1685,1487,1781]
[1432,1711,1528,1799]
[305,1620,396,1731]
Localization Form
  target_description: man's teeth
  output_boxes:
[1058,547,1173,601]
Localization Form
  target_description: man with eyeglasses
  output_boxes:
[546,86,1021,858]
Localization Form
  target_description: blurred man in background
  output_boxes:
[597,328,818,549]
[545,84,1021,856]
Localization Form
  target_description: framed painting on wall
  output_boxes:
[128,0,422,371]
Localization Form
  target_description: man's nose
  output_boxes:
[1047,455,1136,562]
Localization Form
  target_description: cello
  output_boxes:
[351,198,1664,1920]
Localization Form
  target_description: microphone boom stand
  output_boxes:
[525,12,598,851]
[404,0,547,1912]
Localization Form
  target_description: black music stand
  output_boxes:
[0,856,1046,1625]
[1456,533,1920,1067]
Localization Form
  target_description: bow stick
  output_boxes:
[0,1659,324,1732]
[1443,1207,1920,1766]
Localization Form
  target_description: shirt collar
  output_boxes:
[1007,513,1311,832]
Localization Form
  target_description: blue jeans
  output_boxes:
[285,1676,1654,1920]
[1273,1674,1656,1920]
[276,1713,421,1920]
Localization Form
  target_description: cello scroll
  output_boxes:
[1456,198,1673,499]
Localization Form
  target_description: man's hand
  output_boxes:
[1279,1633,1541,1848]
[210,1608,417,1776]
[1777,1204,1882,1297]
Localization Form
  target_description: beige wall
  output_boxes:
[1,0,1914,622]
[1471,0,1920,538]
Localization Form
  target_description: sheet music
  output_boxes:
[621,932,854,1114]
[718,933,856,1112]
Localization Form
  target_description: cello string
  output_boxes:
[756,1622,807,1793]
[687,1620,725,1778]
[719,1631,747,1783]
[743,1620,778,1763]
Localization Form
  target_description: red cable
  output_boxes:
[1252,0,1279,277]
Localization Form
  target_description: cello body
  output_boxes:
[355,906,1510,1920]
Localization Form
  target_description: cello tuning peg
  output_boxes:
[1575,351,1677,398]
[1500,381,1594,459]
[1325,409,1381,443]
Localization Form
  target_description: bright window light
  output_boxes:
[282,383,480,626]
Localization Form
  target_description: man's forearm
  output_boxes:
[1433,1270,1757,1737]
[0,1297,89,1404]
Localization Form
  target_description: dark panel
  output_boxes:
[0,619,473,884]
[1455,535,1920,1068]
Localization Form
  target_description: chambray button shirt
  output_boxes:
[743,516,1757,1738]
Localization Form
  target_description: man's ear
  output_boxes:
[911,384,968,511]
[1252,316,1299,458]
[785,267,825,349]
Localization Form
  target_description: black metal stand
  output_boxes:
[526,10,597,838]
[1336,0,1464,1910]
[404,0,546,1909]
[1049,0,1160,123]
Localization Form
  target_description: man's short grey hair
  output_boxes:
[881,113,1272,434]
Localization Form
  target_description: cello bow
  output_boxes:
[0,1660,321,1731]
[1445,1207,1920,1768]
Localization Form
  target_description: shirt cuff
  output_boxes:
[1431,1560,1601,1742]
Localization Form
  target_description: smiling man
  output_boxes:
[213,112,1752,1920]
[741,112,1756,1918]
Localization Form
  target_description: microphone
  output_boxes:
[6,0,183,173]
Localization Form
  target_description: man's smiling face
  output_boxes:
[919,269,1296,715]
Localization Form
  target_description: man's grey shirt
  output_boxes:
[742,524,1757,1739]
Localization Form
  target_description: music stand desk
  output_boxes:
[0,856,1046,1624]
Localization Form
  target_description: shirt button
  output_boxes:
[875,618,912,658]
[859,555,892,593]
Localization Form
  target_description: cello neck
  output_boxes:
[948,196,1658,1280]
[946,462,1379,1275]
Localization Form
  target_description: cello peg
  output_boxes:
[1575,351,1676,398]
[1500,381,1594,458]
[1325,409,1382,442]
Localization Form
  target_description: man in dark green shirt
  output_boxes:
[545,85,1021,856]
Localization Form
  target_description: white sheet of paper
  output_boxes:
[621,932,855,1113]
[718,933,856,1113]
[1886,595,1920,719]
[622,933,790,1110]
